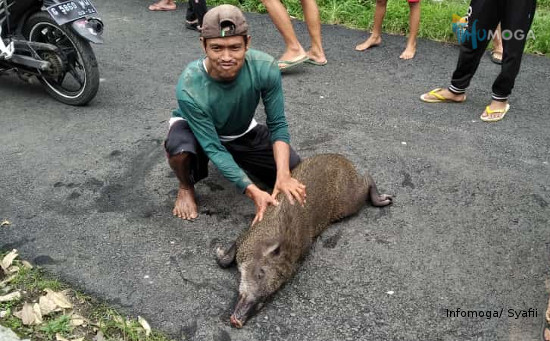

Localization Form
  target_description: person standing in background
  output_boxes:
[420,0,537,122]
[355,0,421,60]
[261,0,327,70]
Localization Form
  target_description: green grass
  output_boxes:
[1,253,175,341]
[206,0,550,55]
[39,314,72,339]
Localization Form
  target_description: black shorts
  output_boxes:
[164,120,301,188]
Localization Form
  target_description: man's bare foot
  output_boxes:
[400,43,416,60]
[173,185,198,220]
[355,35,382,51]
[420,88,466,103]
[480,100,510,122]
[148,0,176,11]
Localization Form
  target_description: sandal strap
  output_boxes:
[428,88,445,101]
[485,105,508,114]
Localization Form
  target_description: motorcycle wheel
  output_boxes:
[23,12,99,106]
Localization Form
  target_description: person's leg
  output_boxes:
[355,0,387,51]
[481,0,536,121]
[400,0,420,60]
[148,0,176,11]
[261,0,307,63]
[490,23,503,64]
[224,125,300,189]
[165,120,209,220]
[186,0,197,22]
[300,0,326,64]
[421,0,499,102]
[190,0,208,27]
[449,0,499,95]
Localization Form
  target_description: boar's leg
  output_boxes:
[216,242,237,268]
[366,174,393,207]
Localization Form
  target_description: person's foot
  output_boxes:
[420,88,466,103]
[148,0,176,11]
[400,42,416,60]
[355,35,382,51]
[480,100,510,122]
[490,50,503,64]
[306,49,327,66]
[185,20,201,32]
[173,185,198,220]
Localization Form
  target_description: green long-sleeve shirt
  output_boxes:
[172,49,290,192]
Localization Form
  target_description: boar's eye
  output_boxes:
[271,246,281,256]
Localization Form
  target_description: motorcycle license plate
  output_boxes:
[47,0,98,26]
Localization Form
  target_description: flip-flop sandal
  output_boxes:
[278,55,309,71]
[420,88,467,103]
[480,104,510,122]
[186,21,200,31]
[305,59,328,66]
[490,51,503,65]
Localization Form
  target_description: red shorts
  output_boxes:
[408,0,420,2]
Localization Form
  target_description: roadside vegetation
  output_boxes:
[0,250,173,341]
[208,0,550,55]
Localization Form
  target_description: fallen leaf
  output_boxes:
[43,288,73,309]
[7,266,20,274]
[1,249,18,273]
[39,294,60,315]
[0,220,10,227]
[21,261,33,269]
[70,314,86,327]
[56,334,70,341]
[14,302,43,325]
[0,291,21,302]
[93,330,106,341]
[138,316,151,336]
[0,275,17,288]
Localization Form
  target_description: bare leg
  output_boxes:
[300,0,327,64]
[168,153,198,220]
[355,0,386,51]
[490,24,503,63]
[261,0,307,62]
[148,0,176,11]
[400,1,420,60]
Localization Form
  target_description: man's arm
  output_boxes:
[178,99,253,192]
[271,141,306,205]
[261,62,306,206]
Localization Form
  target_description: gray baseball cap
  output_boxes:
[201,5,249,39]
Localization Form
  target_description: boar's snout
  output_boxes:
[230,293,258,328]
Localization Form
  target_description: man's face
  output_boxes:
[203,35,250,81]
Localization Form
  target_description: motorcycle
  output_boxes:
[0,0,103,105]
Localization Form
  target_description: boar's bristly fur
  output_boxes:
[215,154,393,328]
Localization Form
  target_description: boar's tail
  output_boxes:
[366,174,393,207]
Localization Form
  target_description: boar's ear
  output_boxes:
[263,242,281,258]
[216,242,237,268]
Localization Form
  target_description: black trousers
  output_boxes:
[185,0,208,26]
[164,120,301,189]
[449,0,536,101]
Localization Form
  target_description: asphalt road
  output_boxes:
[1,1,549,340]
